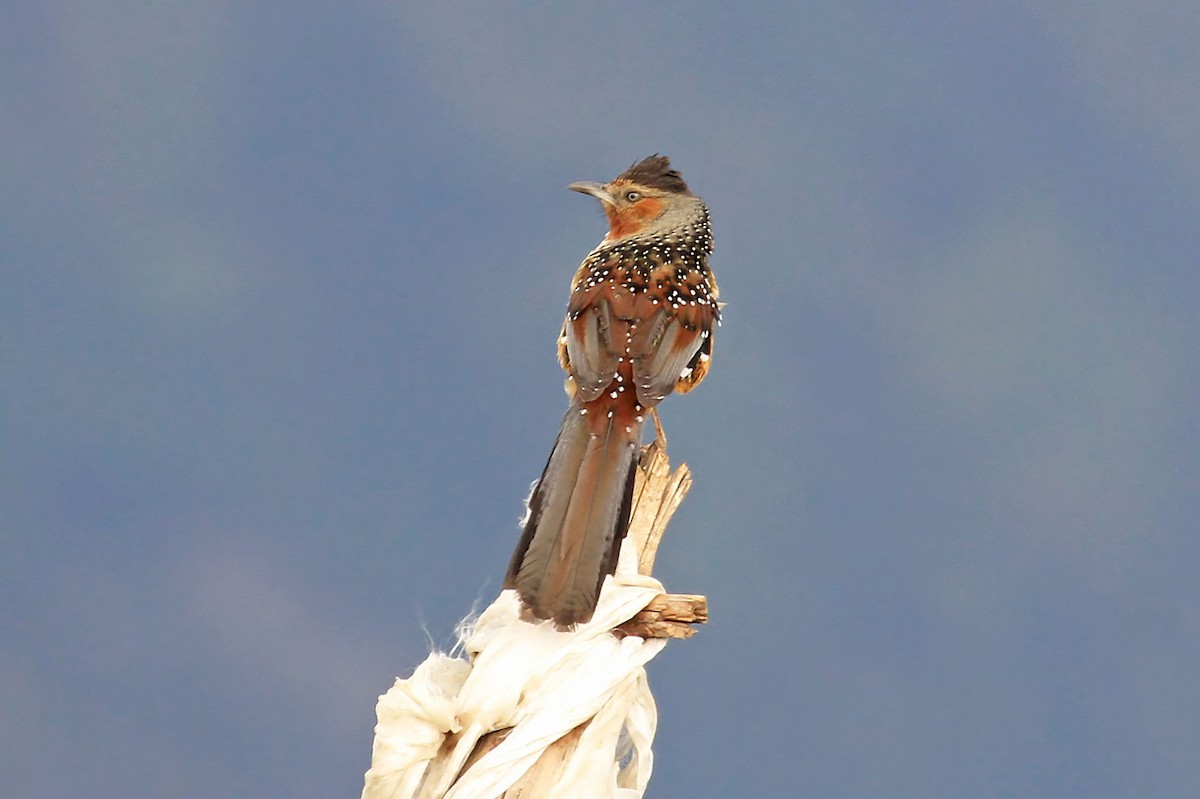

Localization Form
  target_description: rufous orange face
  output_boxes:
[602,188,664,239]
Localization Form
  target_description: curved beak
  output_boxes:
[568,181,615,206]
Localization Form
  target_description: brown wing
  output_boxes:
[673,322,714,394]
[561,296,620,402]
[630,253,719,405]
[560,256,651,402]
[674,266,718,394]
[559,250,718,407]
[630,303,713,406]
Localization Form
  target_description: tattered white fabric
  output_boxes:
[362,542,667,799]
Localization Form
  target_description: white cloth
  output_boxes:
[362,546,666,799]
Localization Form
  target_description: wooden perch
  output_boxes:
[614,436,708,638]
[614,594,708,640]
[627,436,692,576]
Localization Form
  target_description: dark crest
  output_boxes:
[615,154,690,194]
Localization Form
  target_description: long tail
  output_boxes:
[505,401,643,626]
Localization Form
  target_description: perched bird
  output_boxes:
[505,155,720,626]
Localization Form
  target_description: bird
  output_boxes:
[504,155,720,627]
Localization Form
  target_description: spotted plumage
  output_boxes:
[562,210,719,400]
[505,155,721,627]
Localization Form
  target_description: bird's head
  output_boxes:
[569,155,705,243]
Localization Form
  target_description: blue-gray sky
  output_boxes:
[3,3,1198,797]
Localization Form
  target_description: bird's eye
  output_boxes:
[625,191,641,202]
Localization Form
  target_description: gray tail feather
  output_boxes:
[505,403,641,626]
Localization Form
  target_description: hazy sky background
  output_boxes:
[4,3,1198,797]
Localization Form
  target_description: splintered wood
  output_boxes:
[615,438,709,639]
[627,437,692,575]
[614,594,708,640]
